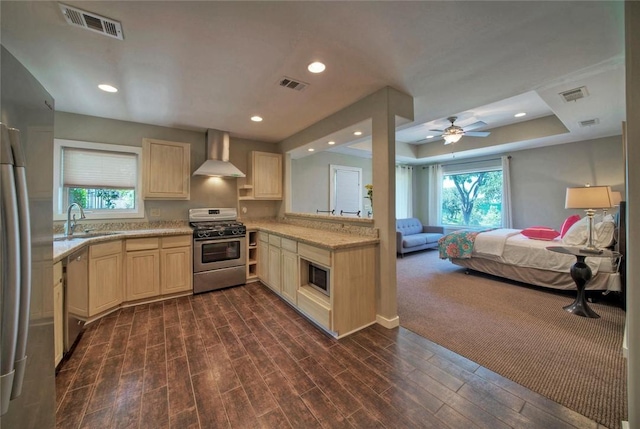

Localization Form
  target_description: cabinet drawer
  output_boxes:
[281,237,297,252]
[298,243,331,267]
[297,287,331,330]
[268,234,281,247]
[126,237,160,251]
[90,240,123,258]
[258,232,269,243]
[161,235,191,249]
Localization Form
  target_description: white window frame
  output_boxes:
[53,139,145,220]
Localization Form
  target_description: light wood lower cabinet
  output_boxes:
[89,240,123,316]
[125,248,160,301]
[256,231,376,338]
[125,235,193,301]
[53,261,64,366]
[281,238,298,304]
[160,235,192,294]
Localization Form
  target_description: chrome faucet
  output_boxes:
[65,202,86,236]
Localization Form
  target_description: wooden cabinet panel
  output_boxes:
[298,242,331,267]
[238,152,282,200]
[267,245,281,293]
[125,249,160,301]
[142,138,190,200]
[297,286,331,330]
[160,246,192,294]
[257,240,269,284]
[89,247,123,316]
[281,249,298,304]
[53,262,63,366]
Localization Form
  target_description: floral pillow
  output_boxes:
[521,226,561,241]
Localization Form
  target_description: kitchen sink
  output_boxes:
[54,231,120,241]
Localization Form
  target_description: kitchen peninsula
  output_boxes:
[244,217,379,338]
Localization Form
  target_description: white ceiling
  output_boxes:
[0,1,626,163]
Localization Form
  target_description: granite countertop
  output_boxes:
[243,221,379,250]
[53,227,193,263]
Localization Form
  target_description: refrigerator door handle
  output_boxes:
[0,124,21,416]
[9,128,30,400]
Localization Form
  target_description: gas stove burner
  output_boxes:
[188,207,246,240]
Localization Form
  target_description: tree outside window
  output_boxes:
[441,170,502,227]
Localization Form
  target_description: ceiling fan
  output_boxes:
[428,116,491,144]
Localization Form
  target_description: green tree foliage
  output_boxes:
[442,171,502,227]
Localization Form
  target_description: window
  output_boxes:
[53,139,144,220]
[440,160,503,227]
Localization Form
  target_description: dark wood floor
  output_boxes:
[55,282,607,429]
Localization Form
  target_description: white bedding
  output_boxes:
[472,229,617,275]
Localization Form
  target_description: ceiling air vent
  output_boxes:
[59,3,124,40]
[579,118,599,127]
[278,76,309,92]
[559,86,589,103]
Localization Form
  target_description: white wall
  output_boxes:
[414,135,624,229]
[54,112,280,222]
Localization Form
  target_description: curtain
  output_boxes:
[427,164,442,225]
[396,165,413,219]
[502,155,513,228]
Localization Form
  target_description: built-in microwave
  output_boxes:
[308,263,330,296]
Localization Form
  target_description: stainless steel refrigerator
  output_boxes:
[1,46,56,428]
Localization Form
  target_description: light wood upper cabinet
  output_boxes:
[142,138,190,200]
[89,241,123,316]
[238,151,282,200]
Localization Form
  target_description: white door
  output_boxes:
[329,165,362,216]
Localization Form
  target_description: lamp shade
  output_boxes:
[565,186,613,209]
[611,191,622,206]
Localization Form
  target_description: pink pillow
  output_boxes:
[560,214,581,238]
[521,226,561,241]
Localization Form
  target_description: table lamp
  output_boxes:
[602,190,621,217]
[565,185,613,253]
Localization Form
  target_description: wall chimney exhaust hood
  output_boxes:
[193,129,245,177]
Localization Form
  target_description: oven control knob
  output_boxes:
[198,231,209,238]
[218,230,224,236]
[232,228,239,235]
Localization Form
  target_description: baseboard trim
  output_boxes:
[622,421,628,429]
[376,314,400,329]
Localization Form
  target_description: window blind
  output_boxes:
[63,147,137,188]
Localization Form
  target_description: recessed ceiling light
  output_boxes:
[308,148,315,152]
[426,135,434,139]
[353,131,362,136]
[514,112,527,118]
[307,62,326,73]
[98,84,118,93]
[250,116,263,122]
[328,141,335,145]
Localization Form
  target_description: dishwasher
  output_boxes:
[65,247,88,355]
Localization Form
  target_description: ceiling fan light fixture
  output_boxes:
[443,133,463,144]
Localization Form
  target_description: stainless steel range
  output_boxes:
[189,208,246,294]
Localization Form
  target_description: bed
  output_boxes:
[438,202,626,300]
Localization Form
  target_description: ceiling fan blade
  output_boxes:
[462,121,488,132]
[464,131,491,137]
[428,129,444,133]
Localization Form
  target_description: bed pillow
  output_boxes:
[560,214,581,238]
[594,220,615,248]
[521,226,561,241]
[562,216,589,245]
